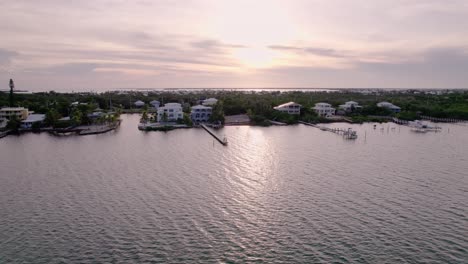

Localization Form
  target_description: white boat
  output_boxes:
[411,127,428,133]
[408,120,441,132]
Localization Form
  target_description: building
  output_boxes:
[0,107,29,120]
[202,98,218,106]
[339,101,362,112]
[190,105,212,123]
[70,101,88,106]
[313,103,336,117]
[273,102,302,115]
[87,112,104,119]
[157,103,183,122]
[20,114,46,129]
[377,102,401,113]
[150,100,160,108]
[134,100,145,108]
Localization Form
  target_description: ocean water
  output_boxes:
[0,115,467,263]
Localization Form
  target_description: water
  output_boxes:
[1,115,467,263]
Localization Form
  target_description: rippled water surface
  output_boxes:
[1,115,467,263]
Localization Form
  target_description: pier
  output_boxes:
[419,115,467,123]
[268,120,287,126]
[0,130,10,139]
[201,124,228,146]
[299,121,357,139]
[392,117,409,125]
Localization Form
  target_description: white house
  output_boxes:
[150,100,160,108]
[202,98,218,106]
[134,100,145,108]
[273,102,302,115]
[377,102,401,113]
[157,103,183,122]
[339,101,362,112]
[313,103,336,117]
[20,114,46,129]
[190,105,212,123]
[0,107,29,120]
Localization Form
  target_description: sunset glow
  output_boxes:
[0,0,467,91]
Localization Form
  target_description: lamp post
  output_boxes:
[9,79,14,107]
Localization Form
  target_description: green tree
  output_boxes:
[183,113,193,126]
[70,108,82,126]
[6,115,20,131]
[162,112,168,122]
[45,109,61,127]
[209,101,225,124]
[141,111,149,123]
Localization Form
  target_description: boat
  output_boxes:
[343,128,358,139]
[408,120,441,132]
[411,127,428,133]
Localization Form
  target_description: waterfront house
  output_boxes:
[0,107,29,120]
[339,101,362,112]
[202,98,218,106]
[157,103,183,122]
[20,114,46,129]
[150,100,160,108]
[134,100,145,108]
[313,103,336,117]
[273,102,302,115]
[190,105,212,123]
[377,102,401,113]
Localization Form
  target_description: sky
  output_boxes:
[1,0,468,91]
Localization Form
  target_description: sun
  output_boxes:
[233,47,278,69]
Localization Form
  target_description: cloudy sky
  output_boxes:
[1,0,468,91]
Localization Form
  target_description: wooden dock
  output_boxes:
[0,130,10,139]
[268,120,287,126]
[419,115,467,123]
[201,124,228,146]
[299,121,357,139]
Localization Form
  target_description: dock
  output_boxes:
[0,130,10,139]
[299,121,358,139]
[268,120,287,126]
[201,124,228,146]
[419,115,467,123]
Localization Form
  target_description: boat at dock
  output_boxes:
[408,120,441,133]
[343,128,358,139]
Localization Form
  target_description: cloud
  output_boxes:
[262,46,468,88]
[304,48,347,58]
[1,1,468,90]
[0,49,18,65]
[268,45,302,51]
[269,45,348,58]
[191,39,246,50]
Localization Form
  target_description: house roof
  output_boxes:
[275,101,302,108]
[21,114,45,123]
[163,103,182,107]
[0,107,27,111]
[315,102,332,107]
[191,105,212,110]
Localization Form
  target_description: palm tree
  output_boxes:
[141,111,149,123]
